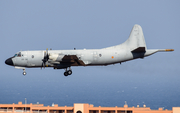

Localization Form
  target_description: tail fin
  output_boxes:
[124,24,147,52]
[104,24,147,51]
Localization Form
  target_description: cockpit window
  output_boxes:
[14,54,17,57]
[14,52,22,57]
[13,52,21,57]
[17,52,21,57]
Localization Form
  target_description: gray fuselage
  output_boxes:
[5,24,173,76]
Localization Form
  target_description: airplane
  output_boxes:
[5,24,174,76]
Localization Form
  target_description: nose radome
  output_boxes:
[5,58,14,66]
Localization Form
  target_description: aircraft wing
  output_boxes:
[61,55,86,66]
[48,54,86,66]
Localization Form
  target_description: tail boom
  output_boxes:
[158,49,174,52]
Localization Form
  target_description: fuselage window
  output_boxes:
[32,55,34,58]
[99,54,102,57]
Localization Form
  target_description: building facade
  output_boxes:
[0,102,180,113]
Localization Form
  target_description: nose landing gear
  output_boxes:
[64,67,72,76]
[14,67,27,76]
[23,69,27,75]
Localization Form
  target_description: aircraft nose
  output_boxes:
[5,58,14,66]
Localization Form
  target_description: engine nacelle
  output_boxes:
[49,53,64,62]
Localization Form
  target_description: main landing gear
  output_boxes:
[64,67,72,76]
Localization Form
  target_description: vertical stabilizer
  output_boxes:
[104,24,147,51]
[124,24,147,51]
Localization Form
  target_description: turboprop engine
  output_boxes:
[49,53,64,62]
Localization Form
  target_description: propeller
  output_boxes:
[41,48,49,69]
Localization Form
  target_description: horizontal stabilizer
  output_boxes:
[131,47,146,53]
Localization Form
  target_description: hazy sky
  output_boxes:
[0,0,180,110]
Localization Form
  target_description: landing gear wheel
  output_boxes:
[22,69,26,76]
[67,70,72,75]
[64,72,68,76]
[64,67,72,76]
[23,72,27,75]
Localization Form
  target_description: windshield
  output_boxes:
[14,52,21,57]
[14,54,17,57]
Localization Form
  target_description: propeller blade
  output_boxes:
[41,48,49,69]
[41,63,43,70]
